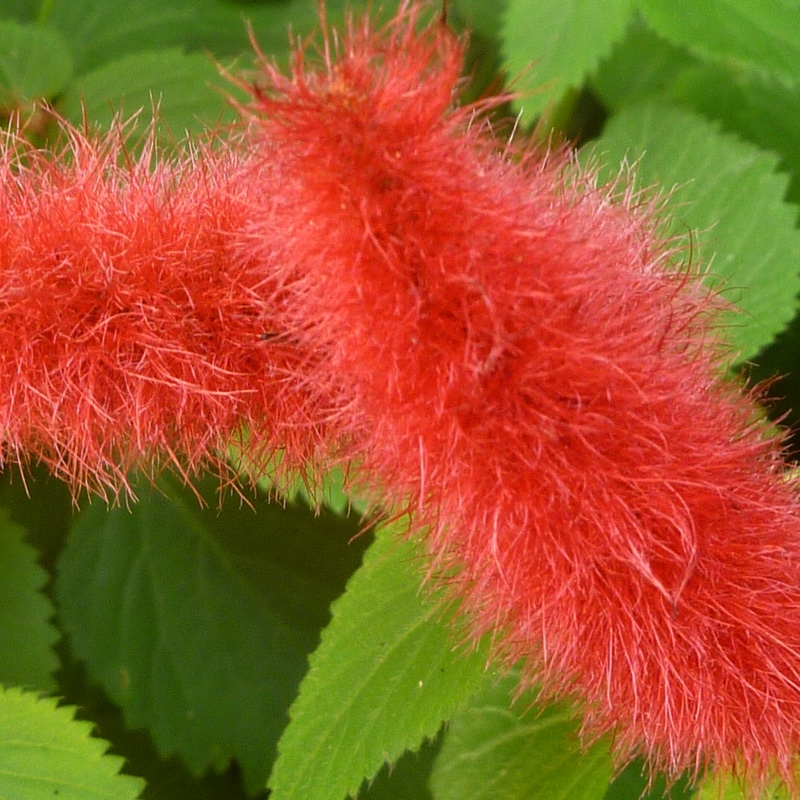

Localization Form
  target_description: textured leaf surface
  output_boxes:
[0,21,73,104]
[0,511,59,691]
[594,103,800,361]
[0,686,144,799]
[501,0,635,124]
[56,475,367,794]
[639,0,800,87]
[268,520,491,800]
[59,48,237,138]
[430,670,613,800]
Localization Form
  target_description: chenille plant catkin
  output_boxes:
[0,125,326,494]
[2,0,800,794]
[237,2,800,794]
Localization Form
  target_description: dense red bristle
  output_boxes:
[0,125,326,495]
[2,0,800,793]
[238,2,800,794]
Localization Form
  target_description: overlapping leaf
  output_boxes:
[501,0,635,125]
[430,670,614,800]
[0,686,144,799]
[0,21,73,106]
[594,103,800,361]
[56,475,367,795]
[639,0,800,88]
[268,520,491,800]
[0,511,59,691]
[59,49,238,138]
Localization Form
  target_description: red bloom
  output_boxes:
[0,124,321,494]
[240,3,800,793]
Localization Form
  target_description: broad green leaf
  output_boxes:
[0,21,73,106]
[268,519,491,800]
[0,686,144,799]
[430,670,613,800]
[593,103,800,361]
[501,0,635,125]
[639,0,800,88]
[56,474,368,795]
[59,49,238,139]
[0,510,59,691]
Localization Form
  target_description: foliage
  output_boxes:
[0,1,798,799]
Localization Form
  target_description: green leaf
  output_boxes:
[47,0,204,73]
[58,48,238,139]
[55,474,368,795]
[0,510,59,692]
[501,0,635,125]
[0,466,73,575]
[0,1,39,25]
[360,738,439,800]
[0,686,144,799]
[592,21,697,109]
[0,21,73,106]
[430,670,614,800]
[665,64,800,206]
[454,0,507,39]
[639,0,800,88]
[47,0,404,75]
[593,103,800,361]
[268,520,491,800]
[696,770,787,799]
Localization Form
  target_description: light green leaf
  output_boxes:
[430,670,614,800]
[58,48,238,139]
[269,520,491,800]
[0,686,144,799]
[0,510,59,692]
[501,0,635,125]
[639,0,800,88]
[0,21,73,106]
[56,474,367,795]
[696,770,787,799]
[593,103,800,361]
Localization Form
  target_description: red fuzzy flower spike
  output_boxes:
[0,124,321,495]
[241,2,800,793]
